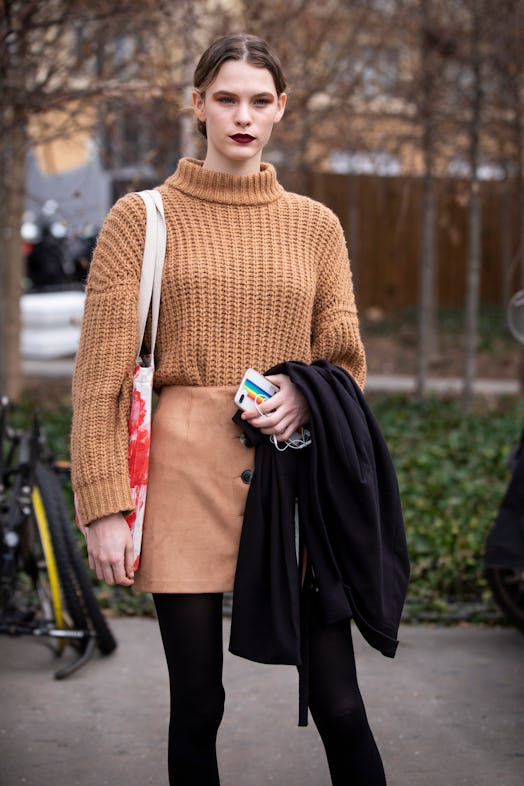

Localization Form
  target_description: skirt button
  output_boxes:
[241,469,253,484]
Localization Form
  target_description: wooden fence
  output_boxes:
[297,172,521,312]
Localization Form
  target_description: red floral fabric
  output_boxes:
[125,362,154,570]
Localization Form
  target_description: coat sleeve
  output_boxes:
[70,193,147,526]
[309,208,366,389]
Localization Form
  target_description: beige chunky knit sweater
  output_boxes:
[71,158,366,525]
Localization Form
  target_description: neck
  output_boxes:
[202,151,262,177]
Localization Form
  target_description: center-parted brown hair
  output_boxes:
[193,33,287,138]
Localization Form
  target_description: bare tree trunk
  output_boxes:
[461,0,483,414]
[499,179,512,311]
[347,175,360,291]
[416,0,439,398]
[463,177,481,413]
[0,122,26,399]
[0,2,25,399]
[416,129,437,397]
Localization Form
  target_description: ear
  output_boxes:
[192,89,206,122]
[273,92,287,124]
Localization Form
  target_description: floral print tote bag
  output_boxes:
[125,189,166,570]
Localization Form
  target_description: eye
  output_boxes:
[254,98,271,106]
[217,96,235,104]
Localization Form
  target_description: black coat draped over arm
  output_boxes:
[229,361,410,666]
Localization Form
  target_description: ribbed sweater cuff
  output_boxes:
[74,474,134,527]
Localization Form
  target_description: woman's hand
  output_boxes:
[241,373,309,442]
[84,513,135,586]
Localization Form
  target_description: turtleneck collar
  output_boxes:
[166,157,284,206]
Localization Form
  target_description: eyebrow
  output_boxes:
[211,89,275,99]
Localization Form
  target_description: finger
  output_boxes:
[260,421,288,438]
[99,562,115,586]
[102,563,120,586]
[124,538,136,581]
[281,424,299,442]
[94,562,105,583]
[256,389,281,414]
[273,425,292,442]
[112,571,134,587]
[98,564,133,587]
[265,374,285,388]
[271,421,289,437]
[92,554,120,586]
[253,416,280,433]
[109,557,132,586]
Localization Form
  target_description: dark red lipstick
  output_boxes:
[230,134,255,144]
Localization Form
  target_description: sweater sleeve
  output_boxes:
[310,208,366,388]
[70,193,147,526]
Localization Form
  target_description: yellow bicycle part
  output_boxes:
[32,486,66,652]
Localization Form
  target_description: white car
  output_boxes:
[20,289,85,360]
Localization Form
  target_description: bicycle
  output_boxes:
[0,397,117,678]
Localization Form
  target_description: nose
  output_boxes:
[234,101,252,127]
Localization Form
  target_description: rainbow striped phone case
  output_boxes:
[234,368,279,411]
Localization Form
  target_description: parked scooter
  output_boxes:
[485,290,524,632]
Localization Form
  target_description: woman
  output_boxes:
[71,33,385,785]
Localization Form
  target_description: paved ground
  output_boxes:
[1,617,523,786]
[365,373,520,396]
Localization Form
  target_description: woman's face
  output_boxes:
[192,59,286,176]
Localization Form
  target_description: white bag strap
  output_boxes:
[135,189,166,361]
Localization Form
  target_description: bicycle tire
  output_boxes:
[486,567,524,634]
[59,506,117,655]
[24,490,66,654]
[35,462,117,655]
[33,462,89,643]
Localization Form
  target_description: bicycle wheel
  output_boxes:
[33,463,89,643]
[36,461,117,655]
[486,567,524,633]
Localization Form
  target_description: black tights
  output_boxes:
[153,592,386,786]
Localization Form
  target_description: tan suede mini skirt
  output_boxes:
[133,385,254,594]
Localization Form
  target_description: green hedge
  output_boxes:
[371,394,523,622]
[7,391,524,622]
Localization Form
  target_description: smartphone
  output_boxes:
[234,368,279,412]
